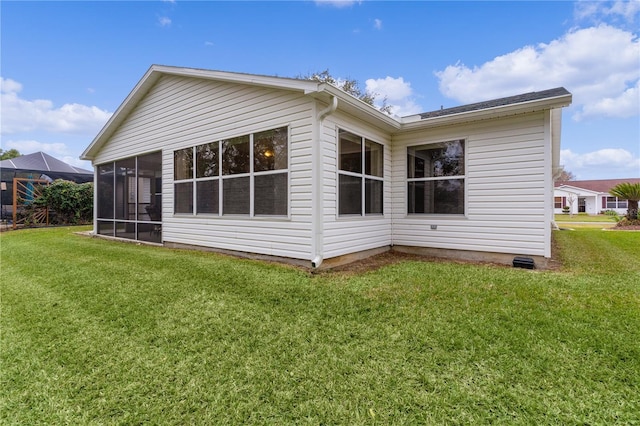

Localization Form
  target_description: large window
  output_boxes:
[338,129,384,216]
[606,196,628,209]
[96,151,162,243]
[407,140,465,215]
[174,127,288,216]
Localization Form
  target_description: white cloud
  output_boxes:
[373,18,382,30]
[0,77,112,135]
[366,76,412,101]
[158,16,172,27]
[575,0,640,23]
[4,140,69,156]
[561,148,640,176]
[365,76,423,116]
[204,41,214,46]
[435,25,640,120]
[1,77,22,94]
[2,139,93,170]
[314,0,360,8]
[576,80,640,119]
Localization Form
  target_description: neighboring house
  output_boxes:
[0,151,93,218]
[554,178,640,215]
[81,65,572,268]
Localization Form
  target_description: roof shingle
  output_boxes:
[420,87,571,119]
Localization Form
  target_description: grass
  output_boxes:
[554,213,618,223]
[1,227,639,424]
[554,214,618,229]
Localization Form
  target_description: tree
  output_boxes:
[609,182,640,222]
[565,193,577,218]
[0,149,21,160]
[555,166,575,182]
[302,69,392,115]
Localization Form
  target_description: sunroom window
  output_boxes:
[338,129,383,216]
[407,140,465,215]
[96,151,162,243]
[173,126,288,217]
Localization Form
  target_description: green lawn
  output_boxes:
[1,227,639,424]
[554,214,618,229]
[554,213,618,223]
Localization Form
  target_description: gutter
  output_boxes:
[311,95,338,269]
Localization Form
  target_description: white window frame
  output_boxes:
[173,126,290,218]
[337,128,384,218]
[406,139,467,216]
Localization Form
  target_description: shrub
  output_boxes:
[602,209,621,222]
[609,182,640,221]
[35,180,93,225]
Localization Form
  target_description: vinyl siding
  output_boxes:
[94,75,315,261]
[391,112,551,257]
[321,112,393,259]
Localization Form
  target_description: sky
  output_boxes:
[1,0,639,180]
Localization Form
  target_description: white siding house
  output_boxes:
[82,65,572,268]
[554,179,640,215]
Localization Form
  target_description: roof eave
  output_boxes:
[400,93,573,131]
[153,65,320,93]
[317,84,401,131]
[81,66,162,161]
[81,65,322,161]
[556,184,602,195]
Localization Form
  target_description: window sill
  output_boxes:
[172,214,291,221]
[337,214,387,221]
[405,214,467,219]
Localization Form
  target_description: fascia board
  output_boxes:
[82,65,325,161]
[556,185,602,195]
[81,66,162,161]
[319,84,402,131]
[398,93,573,132]
[152,64,319,93]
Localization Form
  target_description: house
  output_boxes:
[0,151,93,220]
[81,65,572,268]
[554,178,640,215]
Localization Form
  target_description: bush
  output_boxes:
[35,180,93,225]
[602,209,621,222]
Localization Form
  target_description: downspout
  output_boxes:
[93,165,98,236]
[311,95,338,269]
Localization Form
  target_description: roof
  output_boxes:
[0,152,93,175]
[81,65,573,161]
[555,178,640,194]
[420,88,571,119]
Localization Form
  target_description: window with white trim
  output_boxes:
[338,129,383,216]
[407,140,465,214]
[174,127,288,216]
[606,196,628,209]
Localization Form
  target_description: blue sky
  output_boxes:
[1,0,639,180]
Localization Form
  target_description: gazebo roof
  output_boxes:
[0,152,92,175]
